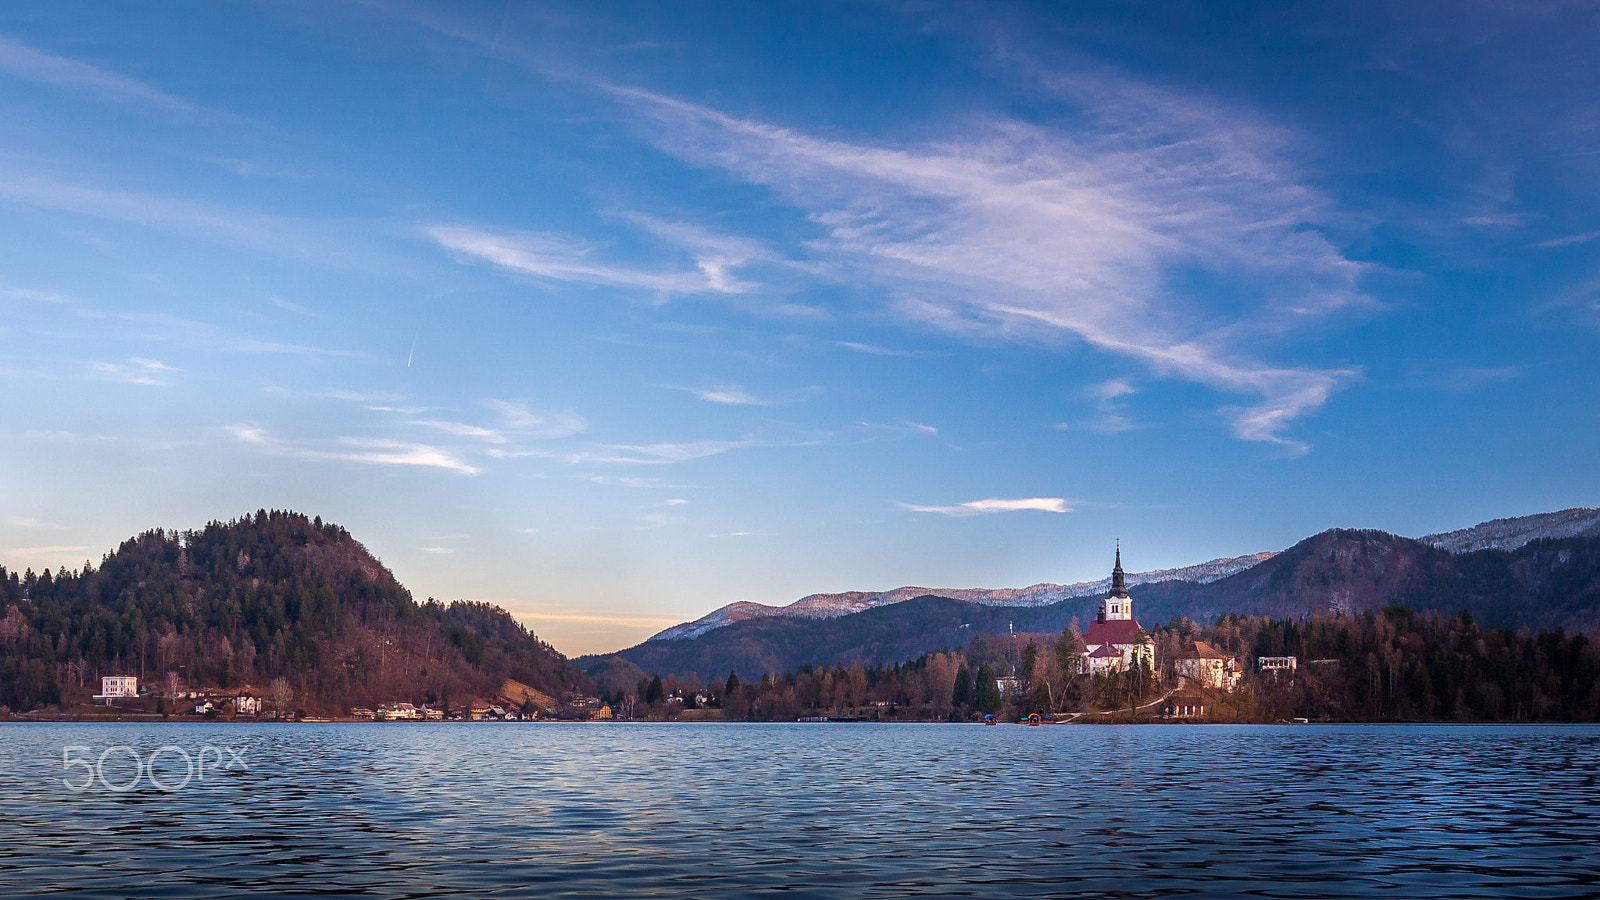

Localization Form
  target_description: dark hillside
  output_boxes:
[0,510,587,712]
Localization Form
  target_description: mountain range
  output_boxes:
[581,508,1600,682]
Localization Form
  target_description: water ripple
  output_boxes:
[1,723,1597,898]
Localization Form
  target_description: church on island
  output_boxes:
[1079,548,1157,677]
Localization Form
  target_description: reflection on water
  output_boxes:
[2,723,1597,898]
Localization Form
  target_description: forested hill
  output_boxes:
[0,510,588,712]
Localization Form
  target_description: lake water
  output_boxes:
[1,723,1596,898]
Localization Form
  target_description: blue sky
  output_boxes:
[2,1,1597,654]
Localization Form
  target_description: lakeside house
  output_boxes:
[1173,642,1244,690]
[234,693,263,716]
[1162,692,1207,719]
[93,675,138,705]
[1079,550,1157,677]
[377,702,421,720]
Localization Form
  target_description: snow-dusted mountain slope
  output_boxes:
[647,552,1277,642]
[1420,508,1600,554]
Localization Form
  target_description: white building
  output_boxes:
[1080,550,1157,677]
[94,676,138,705]
[377,702,421,720]
[234,694,263,716]
[1259,656,1298,676]
[1173,642,1243,690]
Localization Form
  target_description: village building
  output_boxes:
[1172,641,1244,690]
[377,702,421,720]
[1259,656,1298,677]
[94,675,138,705]
[1080,549,1157,677]
[234,693,263,716]
[1162,691,1208,719]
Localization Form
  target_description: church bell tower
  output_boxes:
[1099,545,1132,622]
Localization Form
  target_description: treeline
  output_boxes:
[0,510,587,713]
[1201,607,1600,722]
[602,607,1600,723]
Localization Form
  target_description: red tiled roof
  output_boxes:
[1084,618,1148,646]
[1088,644,1121,658]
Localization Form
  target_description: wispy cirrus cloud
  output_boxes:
[1085,378,1141,434]
[8,545,89,556]
[89,357,177,386]
[226,424,480,475]
[573,439,759,465]
[671,384,769,406]
[836,340,911,357]
[485,399,589,438]
[0,34,217,117]
[1433,365,1526,391]
[899,497,1072,516]
[1539,230,1600,249]
[414,420,508,443]
[599,76,1368,451]
[426,225,755,297]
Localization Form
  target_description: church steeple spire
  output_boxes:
[1111,544,1127,599]
[1101,543,1132,621]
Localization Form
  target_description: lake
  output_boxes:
[1,723,1596,898]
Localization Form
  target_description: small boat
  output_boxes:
[1022,713,1043,726]
[983,714,998,725]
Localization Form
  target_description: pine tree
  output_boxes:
[952,663,971,708]
[974,663,1002,714]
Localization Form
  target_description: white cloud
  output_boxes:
[414,420,508,443]
[8,545,89,555]
[665,498,689,506]
[858,419,938,436]
[0,287,73,304]
[1539,230,1600,249]
[0,34,213,116]
[576,440,757,465]
[89,357,178,386]
[1085,378,1141,434]
[836,340,911,356]
[225,424,481,475]
[669,384,768,406]
[603,77,1367,448]
[484,400,588,438]
[589,476,696,488]
[418,546,454,554]
[427,225,753,296]
[899,497,1072,516]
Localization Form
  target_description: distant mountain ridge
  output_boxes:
[647,509,1600,644]
[649,552,1277,641]
[1420,508,1600,553]
[585,508,1600,681]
